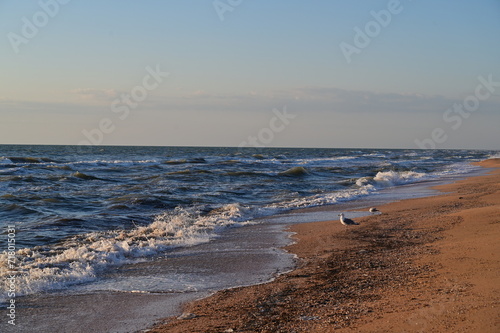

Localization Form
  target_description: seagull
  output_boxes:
[338,213,359,228]
[369,207,380,213]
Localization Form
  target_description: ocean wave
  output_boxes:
[68,160,158,170]
[217,159,241,165]
[372,170,427,186]
[164,158,206,165]
[437,162,481,176]
[46,164,73,171]
[5,157,59,164]
[166,169,212,176]
[270,169,433,210]
[225,171,260,176]
[0,157,12,165]
[488,152,500,159]
[2,203,40,215]
[164,159,188,165]
[0,203,252,301]
[0,167,22,175]
[269,186,374,210]
[294,156,358,166]
[46,217,87,227]
[72,171,100,180]
[77,159,157,164]
[278,166,309,176]
[2,175,37,183]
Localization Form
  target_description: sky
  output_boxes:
[1,0,499,149]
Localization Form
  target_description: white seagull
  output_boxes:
[369,207,380,213]
[338,213,359,228]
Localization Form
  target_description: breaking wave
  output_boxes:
[0,203,252,301]
[373,170,427,186]
[271,169,431,210]
[489,152,500,159]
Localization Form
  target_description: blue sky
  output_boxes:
[1,0,499,149]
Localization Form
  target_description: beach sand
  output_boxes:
[149,159,500,333]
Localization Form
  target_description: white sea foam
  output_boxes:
[488,152,500,159]
[0,167,21,174]
[269,185,375,210]
[270,169,440,210]
[437,162,481,176]
[297,156,358,166]
[0,203,252,301]
[373,170,427,186]
[0,157,12,164]
[69,159,159,169]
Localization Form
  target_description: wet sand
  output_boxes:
[149,159,500,333]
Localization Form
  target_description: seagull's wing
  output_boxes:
[344,218,359,225]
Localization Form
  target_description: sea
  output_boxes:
[1,145,498,332]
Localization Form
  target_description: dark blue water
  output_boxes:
[0,145,498,299]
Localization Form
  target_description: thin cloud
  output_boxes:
[4,86,499,117]
[71,88,120,101]
[150,86,481,115]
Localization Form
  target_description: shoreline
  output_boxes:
[149,159,500,332]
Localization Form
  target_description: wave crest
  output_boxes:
[279,166,309,176]
[72,171,99,180]
[373,170,426,186]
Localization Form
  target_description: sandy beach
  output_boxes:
[149,159,500,333]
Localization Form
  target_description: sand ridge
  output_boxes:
[149,159,500,333]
